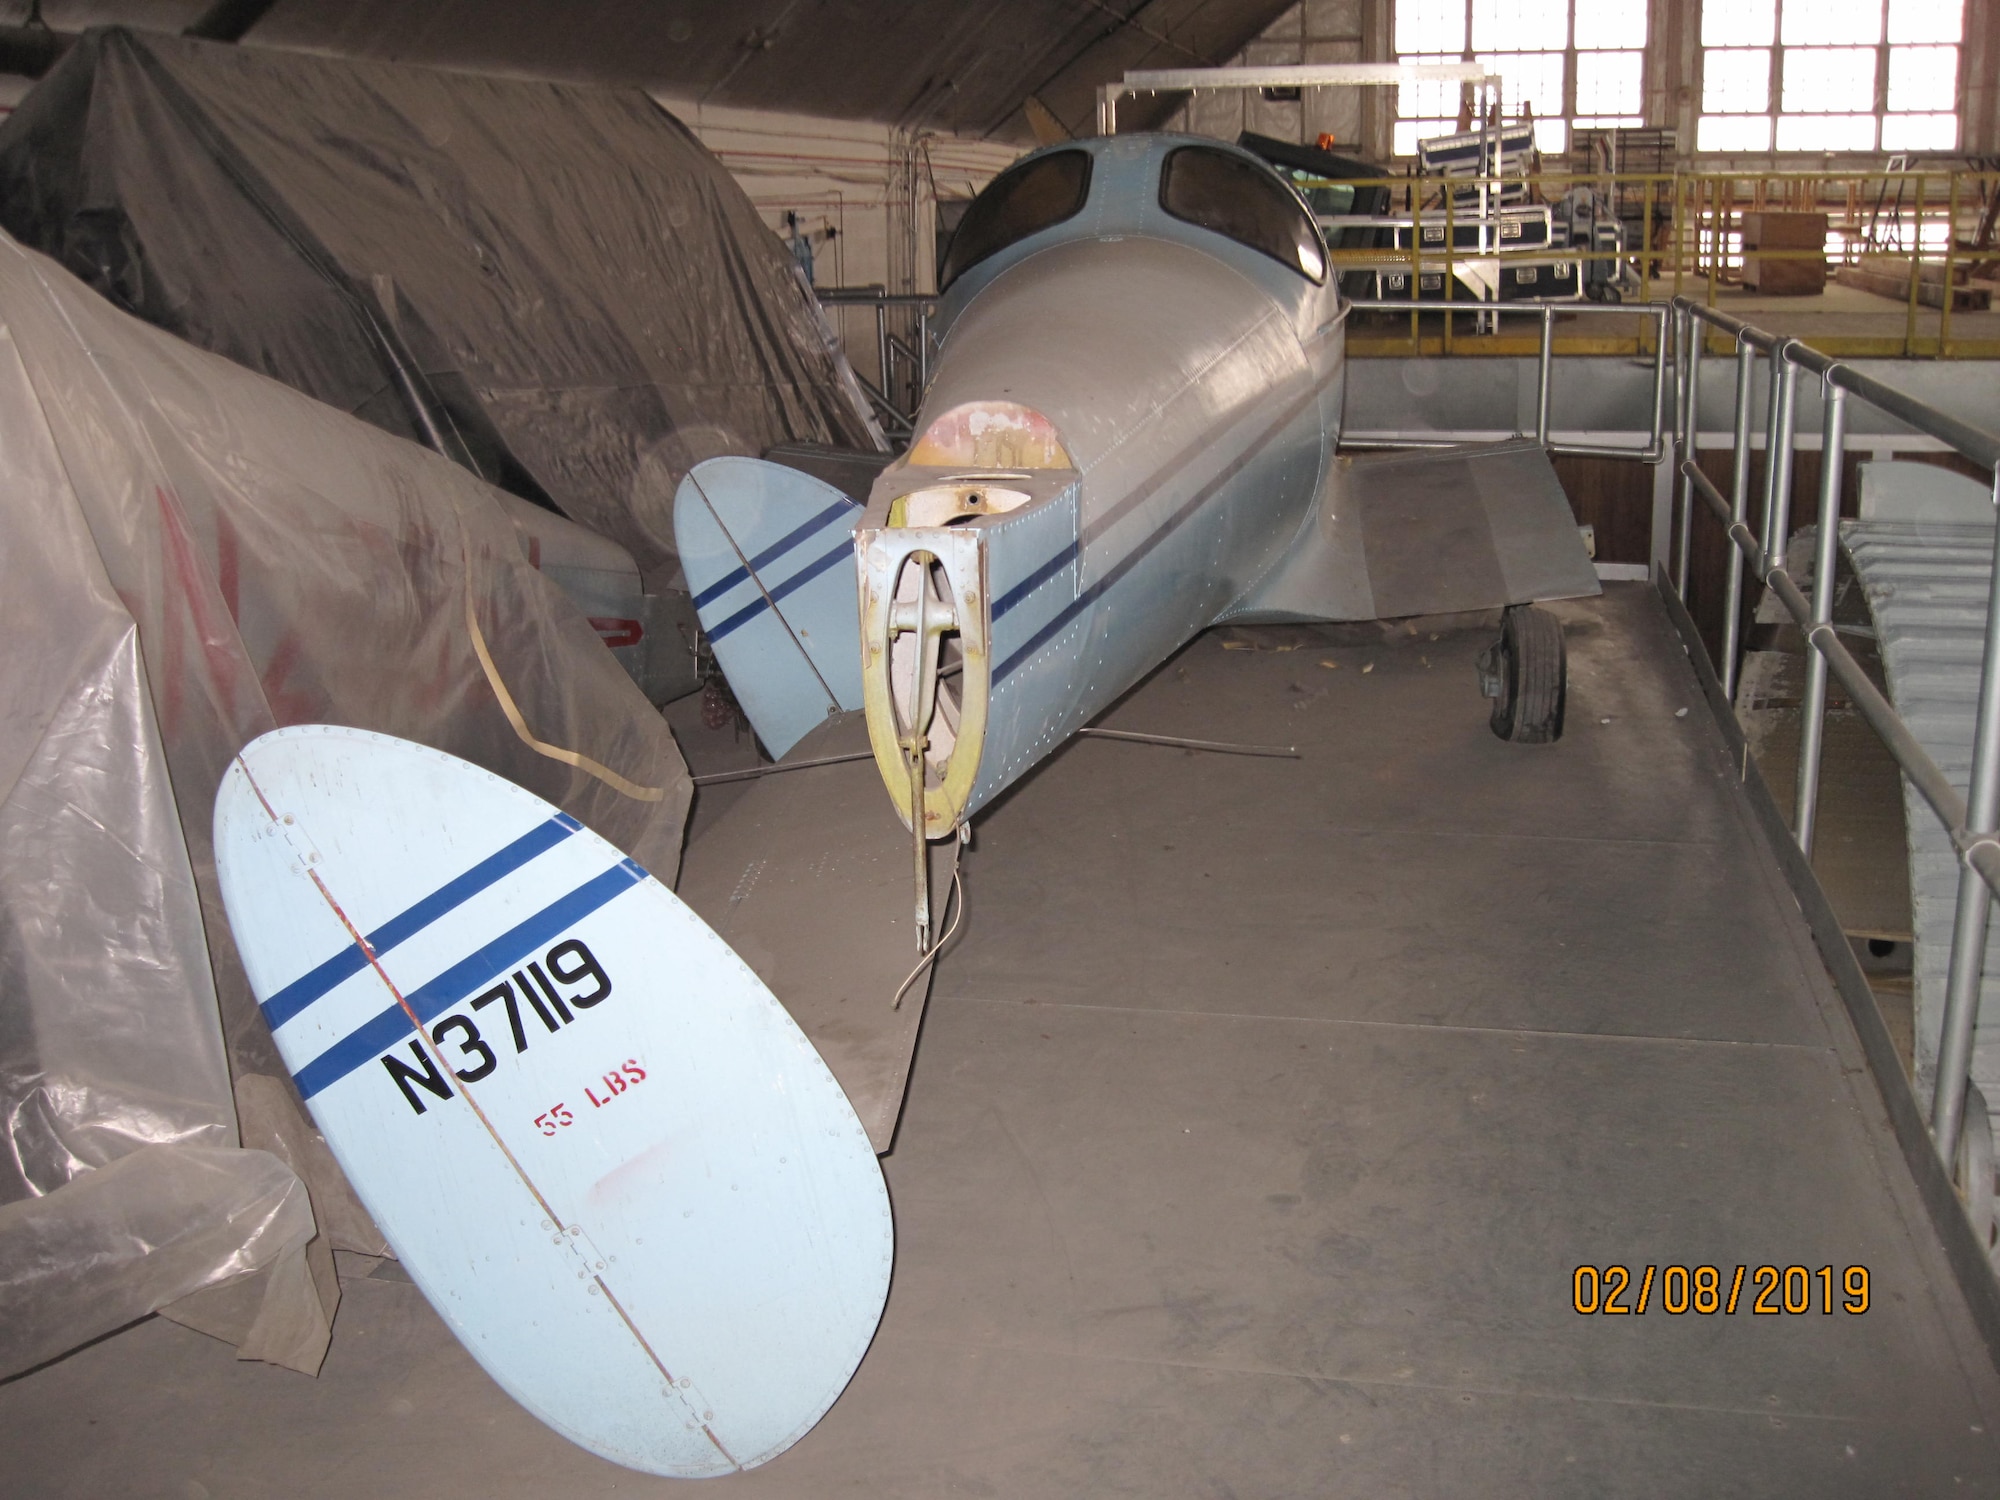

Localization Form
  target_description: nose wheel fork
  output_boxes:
[858,523,991,947]
[893,561,951,946]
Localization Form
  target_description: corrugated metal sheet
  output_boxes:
[1842,519,2000,1129]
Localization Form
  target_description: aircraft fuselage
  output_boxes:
[857,133,1346,837]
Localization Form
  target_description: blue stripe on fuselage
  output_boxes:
[992,373,1327,684]
[991,538,1080,621]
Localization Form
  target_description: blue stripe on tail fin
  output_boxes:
[674,457,865,758]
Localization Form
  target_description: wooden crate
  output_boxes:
[1744,257,1828,294]
[1740,211,1829,249]
[1741,211,1827,294]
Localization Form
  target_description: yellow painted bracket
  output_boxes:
[857,525,989,839]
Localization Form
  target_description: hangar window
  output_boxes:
[1158,146,1327,283]
[1696,0,1962,152]
[938,150,1092,291]
[1393,0,1646,154]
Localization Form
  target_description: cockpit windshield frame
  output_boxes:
[1158,144,1327,285]
[938,149,1094,292]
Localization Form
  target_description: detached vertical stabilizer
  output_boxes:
[676,457,864,757]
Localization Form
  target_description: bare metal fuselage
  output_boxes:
[857,135,1346,837]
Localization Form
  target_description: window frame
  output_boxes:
[1390,0,1647,156]
[1157,144,1329,284]
[1693,0,1963,153]
[937,148,1094,293]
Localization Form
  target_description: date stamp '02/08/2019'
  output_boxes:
[1573,1265,1871,1316]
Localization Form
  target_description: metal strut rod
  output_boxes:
[1077,728,1300,758]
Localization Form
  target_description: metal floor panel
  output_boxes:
[4,585,1998,1498]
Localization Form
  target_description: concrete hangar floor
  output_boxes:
[5,583,1998,1497]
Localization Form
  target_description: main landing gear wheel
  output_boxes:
[1478,604,1566,744]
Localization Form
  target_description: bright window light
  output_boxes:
[1887,0,1961,43]
[1394,118,1459,156]
[1477,51,1568,116]
[1697,114,1775,150]
[1775,112,1878,148]
[1573,116,1645,129]
[1574,3,1646,49]
[1781,0,1883,45]
[1781,47,1877,112]
[1704,0,1776,47]
[1397,54,1466,118]
[1575,51,1643,114]
[1390,0,1667,156]
[1887,46,1958,111]
[1703,49,1773,112]
[1396,0,1467,54]
[1880,111,1959,148]
[1471,0,1568,51]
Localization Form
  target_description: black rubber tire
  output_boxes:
[1487,604,1566,744]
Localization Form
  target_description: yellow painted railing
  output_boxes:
[1309,168,2000,359]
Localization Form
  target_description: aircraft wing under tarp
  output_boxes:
[676,713,954,1154]
[1229,438,1602,624]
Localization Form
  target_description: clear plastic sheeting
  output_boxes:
[0,228,689,1375]
[0,1146,312,1380]
[0,381,233,1203]
[0,28,885,575]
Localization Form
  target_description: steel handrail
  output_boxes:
[1671,293,2000,1180]
[1344,298,1667,461]
[816,288,938,428]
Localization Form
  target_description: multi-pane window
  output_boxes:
[1697,0,1962,151]
[1392,0,1645,156]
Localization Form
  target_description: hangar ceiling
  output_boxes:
[2,0,1304,139]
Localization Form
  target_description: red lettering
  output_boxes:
[603,1071,628,1096]
[585,1085,606,1109]
[623,1060,646,1083]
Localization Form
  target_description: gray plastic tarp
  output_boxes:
[0,28,883,577]
[0,227,690,1378]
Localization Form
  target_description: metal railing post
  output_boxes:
[875,302,890,413]
[1408,196,1422,350]
[1765,357,1802,577]
[1943,172,1961,357]
[1646,304,1671,462]
[1932,466,2000,1172]
[1756,352,1794,575]
[1675,309,1699,595]
[1444,191,1456,356]
[1536,304,1554,447]
[1641,177,1655,307]
[1794,380,1848,857]
[1906,173,1926,359]
[1721,336,1757,701]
